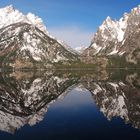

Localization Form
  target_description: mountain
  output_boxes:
[82,5,140,67]
[0,5,79,69]
[75,46,87,54]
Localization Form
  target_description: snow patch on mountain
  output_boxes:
[75,46,87,54]
[108,46,118,55]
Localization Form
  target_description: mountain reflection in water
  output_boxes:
[0,69,140,139]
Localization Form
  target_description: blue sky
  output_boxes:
[0,0,140,48]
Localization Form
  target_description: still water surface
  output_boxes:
[0,70,140,140]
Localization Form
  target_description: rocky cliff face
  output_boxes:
[0,5,79,69]
[83,5,140,66]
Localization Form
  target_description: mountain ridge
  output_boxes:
[82,5,140,66]
[0,5,79,69]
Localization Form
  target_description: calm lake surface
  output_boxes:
[0,69,140,140]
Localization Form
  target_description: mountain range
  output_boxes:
[1,5,140,69]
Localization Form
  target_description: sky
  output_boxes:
[0,0,140,48]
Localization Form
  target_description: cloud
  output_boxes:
[48,26,93,48]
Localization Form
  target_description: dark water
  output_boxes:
[0,69,140,140]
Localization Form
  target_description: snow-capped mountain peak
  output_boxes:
[83,5,140,58]
[75,46,87,54]
[0,5,24,28]
[0,5,79,69]
[1,5,15,13]
[100,16,126,42]
[0,5,48,34]
[26,12,48,34]
[131,5,140,14]
[104,16,112,23]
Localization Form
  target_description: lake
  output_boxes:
[0,69,140,140]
